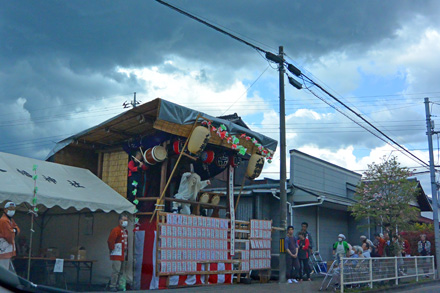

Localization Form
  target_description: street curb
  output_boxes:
[361,279,440,292]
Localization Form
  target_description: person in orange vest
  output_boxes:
[107,214,129,291]
[0,201,20,271]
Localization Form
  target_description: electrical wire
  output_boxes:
[299,74,429,168]
[221,65,270,115]
[155,0,267,54]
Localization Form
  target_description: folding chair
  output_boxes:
[319,260,338,291]
[311,251,327,274]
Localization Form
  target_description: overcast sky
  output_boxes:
[1,0,440,194]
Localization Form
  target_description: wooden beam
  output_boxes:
[103,127,133,138]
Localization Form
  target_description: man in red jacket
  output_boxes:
[0,201,20,271]
[108,214,129,291]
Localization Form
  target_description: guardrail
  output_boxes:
[340,256,434,292]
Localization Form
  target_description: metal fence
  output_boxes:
[340,256,435,292]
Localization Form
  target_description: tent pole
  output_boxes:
[27,213,34,280]
[77,213,81,249]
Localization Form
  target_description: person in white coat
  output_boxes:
[172,172,210,215]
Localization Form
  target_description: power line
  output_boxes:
[155,0,267,54]
[221,65,270,115]
[154,0,429,169]
[299,74,429,167]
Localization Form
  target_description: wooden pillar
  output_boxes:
[97,152,103,179]
[159,141,169,210]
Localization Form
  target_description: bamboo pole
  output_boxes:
[150,114,201,222]
[234,175,247,214]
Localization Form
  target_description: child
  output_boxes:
[297,231,311,281]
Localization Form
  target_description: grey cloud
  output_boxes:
[1,0,439,158]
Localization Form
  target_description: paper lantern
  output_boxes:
[172,140,185,154]
[201,150,215,164]
[246,154,265,179]
[188,126,211,155]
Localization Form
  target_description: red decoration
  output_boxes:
[240,133,246,138]
[231,144,238,149]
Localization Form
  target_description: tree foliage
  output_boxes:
[349,156,420,234]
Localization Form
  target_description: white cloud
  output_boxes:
[117,57,270,117]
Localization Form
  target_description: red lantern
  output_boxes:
[201,150,215,164]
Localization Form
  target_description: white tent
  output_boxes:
[0,151,135,286]
[0,151,135,214]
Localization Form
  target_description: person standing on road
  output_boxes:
[373,233,385,257]
[297,222,313,252]
[399,234,411,257]
[108,214,129,291]
[333,234,349,264]
[297,232,311,281]
[285,225,299,283]
[418,234,431,277]
[0,201,20,271]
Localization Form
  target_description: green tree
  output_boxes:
[349,156,420,236]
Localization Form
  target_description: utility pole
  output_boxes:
[278,45,287,283]
[424,97,440,278]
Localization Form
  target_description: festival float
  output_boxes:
[47,98,278,289]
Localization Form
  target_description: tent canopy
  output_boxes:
[0,152,135,214]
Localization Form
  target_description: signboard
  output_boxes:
[159,213,229,274]
[250,219,272,270]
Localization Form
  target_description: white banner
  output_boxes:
[228,166,235,255]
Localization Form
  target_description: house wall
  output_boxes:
[53,145,98,175]
[290,151,361,199]
[316,207,348,260]
[102,151,128,198]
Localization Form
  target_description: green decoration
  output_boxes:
[132,189,137,195]
[239,148,247,156]
[33,164,38,171]
[34,187,38,193]
[133,199,139,205]
[132,180,138,187]
[134,208,138,213]
[135,217,139,224]
[233,137,240,144]
[33,175,38,181]
[32,197,37,205]
[34,207,39,212]
[220,124,227,131]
